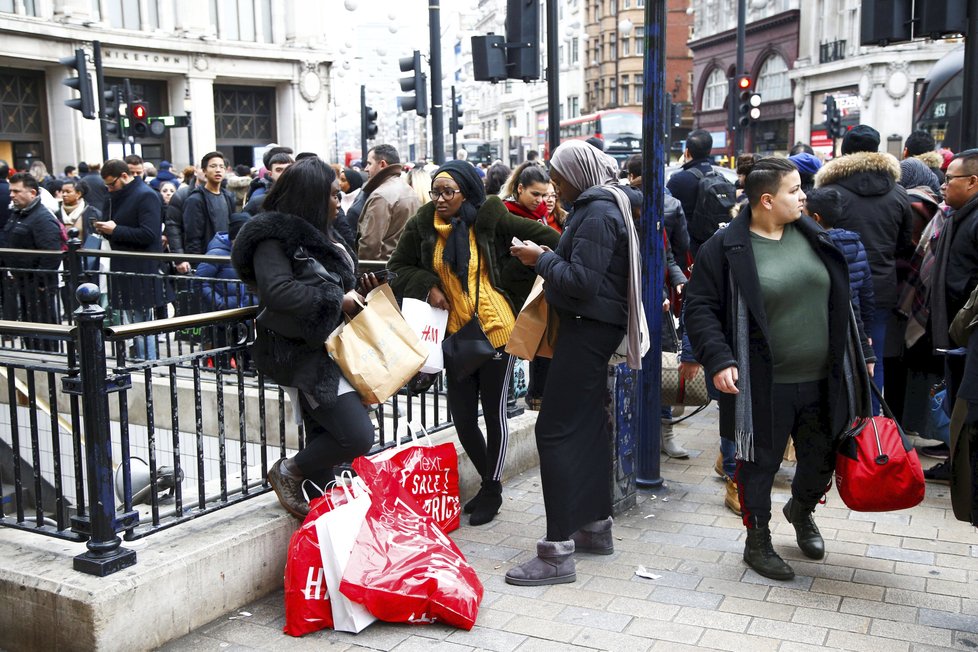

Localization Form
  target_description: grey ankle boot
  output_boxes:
[570,517,614,555]
[505,539,576,586]
[660,421,689,458]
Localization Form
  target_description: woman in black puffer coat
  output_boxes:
[231,157,374,518]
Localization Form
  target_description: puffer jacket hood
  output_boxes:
[815,151,901,197]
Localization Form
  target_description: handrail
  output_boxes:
[104,306,258,338]
[0,320,76,337]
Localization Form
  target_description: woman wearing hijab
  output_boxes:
[507,140,646,586]
[388,160,559,526]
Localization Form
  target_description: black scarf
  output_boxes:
[437,160,486,293]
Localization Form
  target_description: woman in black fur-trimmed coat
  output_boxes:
[231,158,373,518]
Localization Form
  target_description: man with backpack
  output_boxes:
[667,129,737,258]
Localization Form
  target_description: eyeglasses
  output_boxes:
[543,193,557,199]
[429,189,459,201]
[944,174,976,183]
[103,177,121,189]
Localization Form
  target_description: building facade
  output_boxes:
[0,0,334,173]
[689,0,800,157]
[791,0,957,159]
[687,0,959,159]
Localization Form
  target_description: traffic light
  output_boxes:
[363,104,378,140]
[60,48,95,120]
[747,93,762,122]
[504,0,540,81]
[736,75,752,127]
[823,95,844,138]
[670,102,683,128]
[450,94,463,133]
[471,33,507,83]
[129,102,149,137]
[398,50,428,117]
[103,85,122,137]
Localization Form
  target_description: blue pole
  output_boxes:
[636,0,666,487]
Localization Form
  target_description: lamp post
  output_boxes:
[183,88,194,167]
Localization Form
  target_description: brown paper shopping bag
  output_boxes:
[326,284,427,404]
[506,276,558,360]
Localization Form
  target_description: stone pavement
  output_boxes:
[163,405,978,651]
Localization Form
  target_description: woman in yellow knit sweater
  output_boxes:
[389,160,560,525]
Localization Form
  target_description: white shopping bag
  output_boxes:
[315,475,376,633]
[400,298,449,374]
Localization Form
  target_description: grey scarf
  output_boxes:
[732,280,755,461]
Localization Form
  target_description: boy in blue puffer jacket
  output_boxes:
[196,212,256,368]
[805,187,875,327]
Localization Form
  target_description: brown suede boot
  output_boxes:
[724,477,742,516]
[505,539,576,586]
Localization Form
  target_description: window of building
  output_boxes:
[611,78,617,106]
[106,0,158,29]
[702,67,727,111]
[214,85,275,150]
[621,36,630,57]
[210,0,273,42]
[609,34,616,61]
[621,75,630,105]
[636,0,644,6]
[569,95,580,117]
[595,0,602,20]
[634,29,644,55]
[756,53,791,102]
[571,37,579,64]
[2,0,37,15]
[633,73,643,101]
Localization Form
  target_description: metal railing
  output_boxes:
[0,242,460,576]
[819,39,846,64]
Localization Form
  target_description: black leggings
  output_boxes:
[293,392,375,486]
[445,347,515,482]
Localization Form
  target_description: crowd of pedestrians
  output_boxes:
[3,125,975,585]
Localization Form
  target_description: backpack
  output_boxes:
[687,167,737,245]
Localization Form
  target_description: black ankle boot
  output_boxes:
[469,480,502,526]
[743,527,795,580]
[783,497,824,559]
[463,482,488,515]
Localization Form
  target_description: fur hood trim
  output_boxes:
[815,151,901,188]
[231,211,355,289]
[915,151,944,170]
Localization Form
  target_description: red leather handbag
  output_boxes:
[835,384,925,512]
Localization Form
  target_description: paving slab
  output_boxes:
[159,406,978,651]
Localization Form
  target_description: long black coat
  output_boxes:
[231,212,356,409]
[684,208,874,450]
[103,176,170,310]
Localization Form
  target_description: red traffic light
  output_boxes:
[737,75,752,91]
[132,103,147,120]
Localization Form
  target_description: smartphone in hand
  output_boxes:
[512,237,523,247]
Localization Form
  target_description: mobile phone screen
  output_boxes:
[512,237,522,247]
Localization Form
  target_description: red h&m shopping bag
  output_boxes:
[339,468,484,630]
[353,421,460,532]
[283,489,347,637]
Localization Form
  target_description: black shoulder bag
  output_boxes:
[442,246,497,378]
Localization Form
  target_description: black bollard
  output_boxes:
[67,282,138,576]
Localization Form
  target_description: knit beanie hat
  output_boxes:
[841,125,880,155]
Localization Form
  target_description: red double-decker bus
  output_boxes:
[557,108,642,165]
[913,46,963,151]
